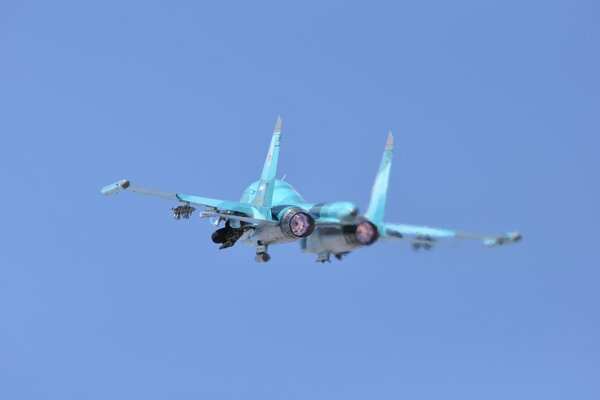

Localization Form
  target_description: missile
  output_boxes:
[101,179,130,196]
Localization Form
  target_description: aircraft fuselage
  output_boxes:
[235,180,378,261]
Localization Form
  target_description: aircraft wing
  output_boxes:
[101,179,273,225]
[382,222,522,247]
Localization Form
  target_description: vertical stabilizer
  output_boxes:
[253,116,282,208]
[365,132,394,226]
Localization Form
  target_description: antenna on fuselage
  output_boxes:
[253,116,282,208]
[365,132,394,227]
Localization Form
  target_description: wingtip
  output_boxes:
[385,131,394,150]
[483,231,523,247]
[510,231,523,242]
[274,116,282,133]
[101,179,130,196]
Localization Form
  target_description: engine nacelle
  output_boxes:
[277,207,315,239]
[302,220,379,254]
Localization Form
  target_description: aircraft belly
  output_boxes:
[240,225,297,246]
[301,226,358,254]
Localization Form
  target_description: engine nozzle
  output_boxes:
[278,207,315,239]
[354,220,378,246]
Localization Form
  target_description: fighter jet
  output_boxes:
[101,117,521,262]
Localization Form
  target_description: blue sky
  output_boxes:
[1,1,598,398]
